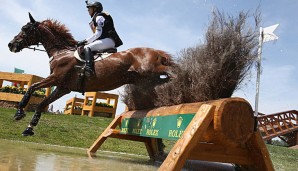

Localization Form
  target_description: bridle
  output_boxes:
[17,22,43,52]
[12,13,77,60]
[21,22,57,53]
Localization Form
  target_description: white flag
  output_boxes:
[262,24,279,42]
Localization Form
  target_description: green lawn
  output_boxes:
[0,107,297,170]
[0,107,155,155]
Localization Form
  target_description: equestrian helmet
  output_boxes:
[86,1,103,12]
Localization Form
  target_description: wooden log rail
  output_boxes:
[88,98,274,171]
[257,110,298,141]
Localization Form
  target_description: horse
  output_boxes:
[8,13,175,136]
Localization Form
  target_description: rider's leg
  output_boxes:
[84,38,115,77]
[83,47,94,77]
[86,38,116,51]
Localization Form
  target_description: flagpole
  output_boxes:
[254,27,263,117]
[254,24,279,119]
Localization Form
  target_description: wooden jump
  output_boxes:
[81,92,118,118]
[0,71,51,111]
[63,97,84,115]
[87,98,274,171]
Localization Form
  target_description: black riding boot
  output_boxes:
[84,47,95,77]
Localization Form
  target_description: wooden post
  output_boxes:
[90,93,97,117]
[27,75,33,88]
[70,98,75,114]
[245,131,275,171]
[112,96,118,118]
[19,81,25,88]
[82,95,89,116]
[64,98,75,115]
[87,115,122,157]
[159,104,215,171]
[45,87,51,97]
[295,131,298,146]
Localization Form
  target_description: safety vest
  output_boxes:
[89,12,123,47]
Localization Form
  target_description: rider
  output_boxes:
[77,1,123,77]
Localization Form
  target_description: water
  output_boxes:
[0,139,157,171]
[0,139,237,171]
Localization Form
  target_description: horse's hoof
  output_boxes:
[14,109,26,120]
[22,127,34,136]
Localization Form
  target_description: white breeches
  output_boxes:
[84,38,115,51]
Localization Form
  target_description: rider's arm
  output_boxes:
[86,15,105,44]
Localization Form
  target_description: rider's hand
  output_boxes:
[77,40,87,46]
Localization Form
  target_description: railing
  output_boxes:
[257,110,298,140]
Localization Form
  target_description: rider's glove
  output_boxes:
[77,40,87,46]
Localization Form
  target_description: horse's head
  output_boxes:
[8,13,41,53]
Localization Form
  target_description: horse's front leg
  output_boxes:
[14,73,59,120]
[22,87,71,136]
[14,83,39,120]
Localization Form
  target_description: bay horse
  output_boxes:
[8,13,175,136]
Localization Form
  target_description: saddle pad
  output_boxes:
[74,50,113,62]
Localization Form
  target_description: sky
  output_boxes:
[0,0,297,115]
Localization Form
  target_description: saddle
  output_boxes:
[76,46,117,61]
[75,46,117,94]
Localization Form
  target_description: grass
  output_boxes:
[0,107,156,156]
[0,107,298,170]
[267,145,298,171]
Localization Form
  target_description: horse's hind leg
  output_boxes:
[22,87,70,136]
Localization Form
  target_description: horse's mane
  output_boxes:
[42,19,77,46]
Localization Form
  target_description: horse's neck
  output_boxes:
[40,37,74,57]
[39,23,75,57]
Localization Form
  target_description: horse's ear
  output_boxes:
[28,12,36,23]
